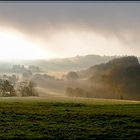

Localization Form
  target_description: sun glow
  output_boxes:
[47,30,125,58]
[0,28,51,60]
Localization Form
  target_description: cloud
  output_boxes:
[0,2,140,56]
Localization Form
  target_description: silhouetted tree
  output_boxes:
[20,81,38,96]
[0,80,16,97]
[66,72,79,80]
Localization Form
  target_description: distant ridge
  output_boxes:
[0,54,140,72]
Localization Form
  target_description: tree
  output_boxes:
[66,87,89,97]
[66,72,79,80]
[22,70,32,80]
[0,80,16,97]
[28,65,40,72]
[66,87,74,96]
[20,81,38,96]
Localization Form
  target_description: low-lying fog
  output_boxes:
[0,55,140,101]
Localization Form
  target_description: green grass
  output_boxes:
[0,97,139,139]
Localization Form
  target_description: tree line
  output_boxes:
[0,79,38,97]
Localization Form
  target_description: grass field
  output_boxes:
[0,96,139,139]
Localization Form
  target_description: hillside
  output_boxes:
[66,56,140,100]
[0,54,140,73]
[0,54,115,73]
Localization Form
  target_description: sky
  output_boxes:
[0,2,140,60]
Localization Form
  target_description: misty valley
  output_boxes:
[0,2,140,139]
[0,54,139,101]
[0,55,139,139]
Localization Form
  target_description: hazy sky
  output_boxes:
[0,2,140,60]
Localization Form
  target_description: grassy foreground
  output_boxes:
[0,97,139,139]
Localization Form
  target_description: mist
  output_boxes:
[0,54,139,100]
[0,2,140,100]
[0,3,140,139]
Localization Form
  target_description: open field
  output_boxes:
[0,96,139,139]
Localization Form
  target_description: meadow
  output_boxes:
[0,96,139,139]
